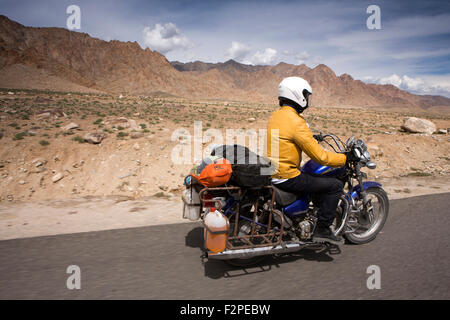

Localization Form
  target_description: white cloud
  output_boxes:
[224,42,278,66]
[363,74,450,97]
[294,51,310,64]
[142,23,192,54]
[282,50,310,65]
[244,48,278,65]
[224,41,252,61]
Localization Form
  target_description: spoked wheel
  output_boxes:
[344,187,389,244]
[331,195,351,236]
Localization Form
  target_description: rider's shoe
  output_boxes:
[313,227,344,245]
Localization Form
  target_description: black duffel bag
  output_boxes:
[211,144,274,187]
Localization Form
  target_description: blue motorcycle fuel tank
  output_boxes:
[301,159,345,177]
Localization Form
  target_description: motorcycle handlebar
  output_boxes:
[315,133,347,153]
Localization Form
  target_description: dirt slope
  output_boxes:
[1,90,449,203]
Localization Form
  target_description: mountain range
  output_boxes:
[1,15,449,109]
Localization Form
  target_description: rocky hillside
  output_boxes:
[0,15,255,101]
[1,15,450,108]
[173,60,450,108]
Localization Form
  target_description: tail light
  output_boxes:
[202,193,214,208]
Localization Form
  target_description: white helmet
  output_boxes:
[278,76,312,110]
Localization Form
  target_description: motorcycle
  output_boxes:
[184,133,389,267]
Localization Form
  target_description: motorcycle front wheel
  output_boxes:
[344,187,389,244]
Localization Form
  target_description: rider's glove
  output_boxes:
[313,133,324,142]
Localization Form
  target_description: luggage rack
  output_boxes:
[199,185,285,251]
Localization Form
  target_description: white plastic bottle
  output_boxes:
[182,187,200,221]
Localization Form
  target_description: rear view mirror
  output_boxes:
[367,162,377,170]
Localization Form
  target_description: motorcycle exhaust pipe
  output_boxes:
[207,242,310,260]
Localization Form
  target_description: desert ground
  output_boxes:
[0,88,449,239]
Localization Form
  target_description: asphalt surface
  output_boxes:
[0,192,449,300]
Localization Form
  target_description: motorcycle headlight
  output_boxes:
[353,148,362,158]
[363,150,371,161]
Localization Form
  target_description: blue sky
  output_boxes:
[1,0,450,96]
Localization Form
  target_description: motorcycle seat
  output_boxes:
[272,185,298,206]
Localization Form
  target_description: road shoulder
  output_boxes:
[0,175,448,241]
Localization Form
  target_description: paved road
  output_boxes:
[0,193,449,299]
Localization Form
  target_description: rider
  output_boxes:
[267,76,349,245]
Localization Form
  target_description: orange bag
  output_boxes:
[190,158,232,187]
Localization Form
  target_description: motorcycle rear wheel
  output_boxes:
[225,219,267,267]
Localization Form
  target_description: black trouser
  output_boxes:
[276,173,344,228]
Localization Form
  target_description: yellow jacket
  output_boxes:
[267,106,346,179]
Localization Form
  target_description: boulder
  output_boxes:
[62,122,79,131]
[130,132,144,139]
[128,119,140,131]
[84,132,107,144]
[52,173,63,183]
[36,112,51,120]
[106,117,130,128]
[401,117,436,135]
[31,158,47,167]
[36,109,66,119]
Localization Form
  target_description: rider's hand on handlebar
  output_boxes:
[345,151,359,164]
